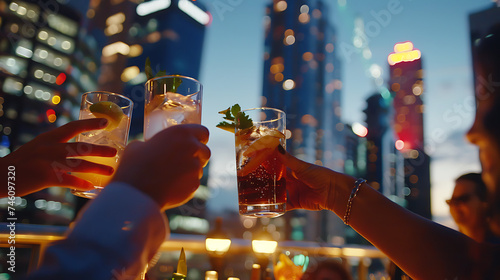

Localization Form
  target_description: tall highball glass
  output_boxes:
[235,107,286,217]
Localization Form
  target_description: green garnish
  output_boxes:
[145,57,182,93]
[216,104,253,132]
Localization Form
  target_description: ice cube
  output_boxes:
[144,108,185,140]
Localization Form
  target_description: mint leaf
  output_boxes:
[145,58,183,93]
[145,57,154,80]
[217,104,253,133]
[236,112,253,130]
[167,76,183,93]
[231,104,241,118]
[216,121,236,132]
[155,70,166,77]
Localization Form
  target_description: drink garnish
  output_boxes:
[145,57,182,93]
[216,104,253,133]
[89,101,124,131]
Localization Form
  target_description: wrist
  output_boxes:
[329,173,358,216]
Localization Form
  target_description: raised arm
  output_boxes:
[279,148,499,279]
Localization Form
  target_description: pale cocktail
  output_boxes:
[71,91,133,199]
[144,75,202,140]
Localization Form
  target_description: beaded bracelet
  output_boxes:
[343,178,367,225]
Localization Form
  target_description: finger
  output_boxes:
[41,118,109,143]
[277,145,310,174]
[178,124,210,144]
[51,143,117,158]
[58,173,94,190]
[194,143,211,167]
[68,160,115,175]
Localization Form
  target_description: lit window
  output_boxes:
[298,13,310,24]
[325,43,334,53]
[274,0,287,12]
[282,79,295,90]
[284,35,295,45]
[412,84,423,96]
[274,73,284,82]
[302,52,313,61]
[121,66,140,82]
[38,31,48,40]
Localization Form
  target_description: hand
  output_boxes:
[112,124,211,210]
[1,119,117,197]
[278,147,340,212]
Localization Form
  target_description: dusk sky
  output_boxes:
[198,0,495,227]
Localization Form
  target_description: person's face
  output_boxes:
[466,70,500,198]
[448,180,486,230]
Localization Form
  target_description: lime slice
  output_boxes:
[89,101,124,131]
[243,135,281,157]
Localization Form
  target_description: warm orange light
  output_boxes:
[388,41,421,65]
[46,109,56,123]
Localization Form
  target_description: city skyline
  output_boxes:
[202,0,493,228]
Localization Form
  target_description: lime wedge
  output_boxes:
[89,101,124,131]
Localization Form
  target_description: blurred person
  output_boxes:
[277,24,500,279]
[447,173,499,243]
[22,124,210,280]
[0,118,117,197]
[301,259,353,280]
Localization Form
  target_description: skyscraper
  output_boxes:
[388,41,431,219]
[0,0,103,225]
[364,93,405,200]
[0,0,98,150]
[262,0,343,241]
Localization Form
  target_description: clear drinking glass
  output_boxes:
[235,107,286,217]
[143,75,202,140]
[71,91,133,199]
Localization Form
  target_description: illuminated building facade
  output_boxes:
[262,0,344,242]
[363,93,405,202]
[0,0,103,225]
[388,42,431,219]
[0,0,98,150]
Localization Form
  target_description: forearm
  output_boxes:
[329,172,492,279]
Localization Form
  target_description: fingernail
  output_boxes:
[277,144,286,154]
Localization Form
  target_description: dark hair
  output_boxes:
[456,172,487,201]
[474,24,500,142]
[302,259,353,280]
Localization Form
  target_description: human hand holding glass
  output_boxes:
[0,118,116,198]
[218,105,287,217]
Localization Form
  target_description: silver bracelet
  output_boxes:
[343,178,367,225]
